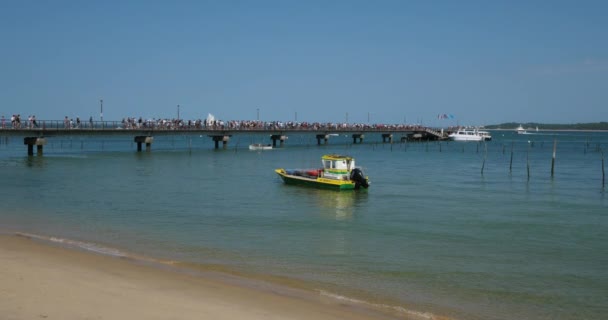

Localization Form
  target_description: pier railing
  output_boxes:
[1,119,447,136]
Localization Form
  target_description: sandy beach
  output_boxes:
[0,234,409,320]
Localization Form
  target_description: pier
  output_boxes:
[1,119,449,155]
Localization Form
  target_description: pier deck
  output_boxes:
[1,120,449,155]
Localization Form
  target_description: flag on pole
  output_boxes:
[437,114,455,120]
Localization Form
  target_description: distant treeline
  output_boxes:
[485,122,608,131]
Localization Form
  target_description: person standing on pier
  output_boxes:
[89,116,93,128]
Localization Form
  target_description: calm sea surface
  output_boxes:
[1,130,607,320]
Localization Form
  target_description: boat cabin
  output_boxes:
[321,155,355,178]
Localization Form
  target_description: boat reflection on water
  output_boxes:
[311,189,368,256]
[308,188,368,221]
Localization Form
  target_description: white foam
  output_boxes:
[17,232,127,258]
[318,289,436,320]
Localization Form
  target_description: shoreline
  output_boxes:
[0,233,436,320]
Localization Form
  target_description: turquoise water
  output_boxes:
[1,131,607,320]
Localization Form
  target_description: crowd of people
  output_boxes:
[1,114,429,132]
[1,114,41,129]
[115,118,427,132]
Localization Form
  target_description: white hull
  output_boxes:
[448,129,491,142]
[450,135,483,141]
[249,144,272,150]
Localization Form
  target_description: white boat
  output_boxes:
[478,130,492,141]
[448,129,492,141]
[249,143,273,151]
[516,125,526,134]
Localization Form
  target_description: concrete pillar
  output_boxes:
[270,135,287,148]
[24,137,46,156]
[382,133,393,143]
[211,135,231,149]
[352,134,364,144]
[146,137,154,151]
[134,136,153,152]
[316,134,328,145]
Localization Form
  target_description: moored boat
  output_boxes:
[275,154,369,190]
[249,143,273,150]
[448,129,492,141]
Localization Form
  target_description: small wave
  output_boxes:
[16,232,127,258]
[14,232,182,267]
[317,289,438,320]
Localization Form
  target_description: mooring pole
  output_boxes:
[601,148,605,190]
[551,139,557,178]
[481,142,487,175]
[509,142,514,173]
[527,145,531,181]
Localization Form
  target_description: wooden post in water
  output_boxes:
[527,145,531,181]
[601,148,605,190]
[551,139,557,178]
[584,139,588,154]
[509,142,514,173]
[481,142,487,175]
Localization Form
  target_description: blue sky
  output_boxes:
[1,0,607,126]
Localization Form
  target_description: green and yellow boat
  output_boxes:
[275,154,370,190]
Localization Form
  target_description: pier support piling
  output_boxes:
[352,134,364,144]
[270,135,287,148]
[24,137,47,156]
[210,135,231,149]
[134,136,154,152]
[316,134,328,145]
[381,133,393,143]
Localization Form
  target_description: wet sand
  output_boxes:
[0,234,406,320]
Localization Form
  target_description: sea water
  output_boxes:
[1,131,607,320]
